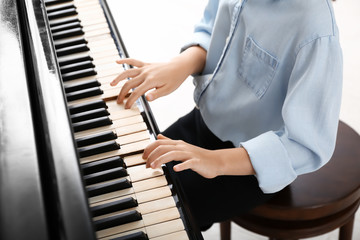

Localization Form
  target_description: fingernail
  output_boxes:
[146,94,153,101]
[150,162,155,168]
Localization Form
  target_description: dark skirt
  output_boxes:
[162,108,274,230]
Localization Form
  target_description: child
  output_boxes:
[111,0,343,230]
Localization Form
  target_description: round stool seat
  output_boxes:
[224,121,360,240]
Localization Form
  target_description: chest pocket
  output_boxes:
[238,37,279,99]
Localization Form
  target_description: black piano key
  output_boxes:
[87,178,132,198]
[45,0,72,7]
[56,43,89,57]
[66,87,103,102]
[46,3,75,14]
[47,8,77,20]
[68,99,107,115]
[50,16,80,28]
[55,37,87,50]
[110,231,148,240]
[91,197,138,218]
[62,68,97,81]
[52,27,84,40]
[78,140,120,158]
[81,156,125,175]
[65,79,100,93]
[76,130,116,147]
[58,54,91,67]
[73,116,112,132]
[84,167,127,185]
[51,21,82,33]
[61,60,95,74]
[94,210,142,231]
[71,108,109,123]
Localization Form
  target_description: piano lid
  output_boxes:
[15,0,97,239]
[0,0,96,239]
[0,0,48,239]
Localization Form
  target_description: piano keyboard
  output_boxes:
[44,0,190,239]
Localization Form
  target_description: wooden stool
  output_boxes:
[220,121,360,240]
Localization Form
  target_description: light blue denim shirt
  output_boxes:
[182,0,343,193]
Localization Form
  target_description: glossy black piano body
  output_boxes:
[0,0,203,239]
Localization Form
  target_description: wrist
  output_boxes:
[217,148,255,176]
[171,46,207,76]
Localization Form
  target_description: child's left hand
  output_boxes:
[143,134,221,178]
[143,134,255,178]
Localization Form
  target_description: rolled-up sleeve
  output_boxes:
[241,35,343,193]
[181,0,219,52]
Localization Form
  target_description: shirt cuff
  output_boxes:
[180,31,211,53]
[240,131,297,194]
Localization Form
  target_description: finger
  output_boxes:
[173,160,194,172]
[145,86,170,102]
[147,145,177,167]
[116,58,146,68]
[143,139,177,162]
[117,76,144,104]
[150,150,191,169]
[157,134,170,140]
[111,68,141,86]
[124,80,156,109]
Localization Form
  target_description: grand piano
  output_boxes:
[0,0,203,239]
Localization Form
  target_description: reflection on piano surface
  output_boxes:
[0,0,203,239]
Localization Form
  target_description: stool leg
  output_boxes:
[220,221,231,240]
[339,215,355,240]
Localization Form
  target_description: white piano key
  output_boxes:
[89,176,169,204]
[146,219,186,239]
[123,153,147,167]
[67,85,121,105]
[92,196,176,221]
[151,230,189,240]
[80,139,151,164]
[75,114,144,138]
[96,207,180,239]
